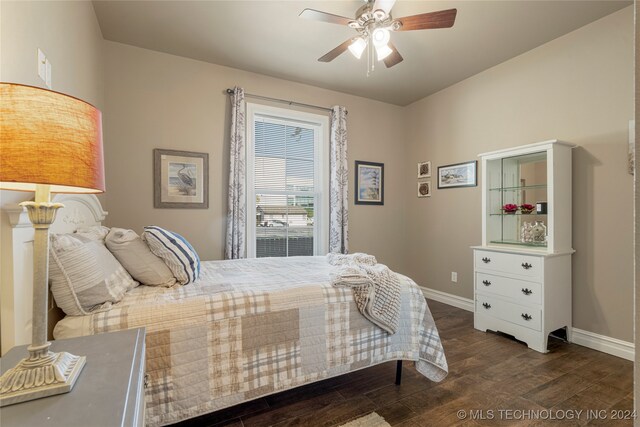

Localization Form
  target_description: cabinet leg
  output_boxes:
[395,360,403,386]
[527,335,549,353]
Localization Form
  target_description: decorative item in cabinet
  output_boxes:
[536,201,548,214]
[520,203,535,214]
[502,203,518,214]
[520,222,533,243]
[531,221,547,243]
[473,140,574,353]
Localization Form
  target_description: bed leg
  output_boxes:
[395,360,403,386]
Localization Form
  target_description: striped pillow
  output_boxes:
[75,225,111,242]
[142,226,200,285]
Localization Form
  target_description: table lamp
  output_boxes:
[0,83,105,406]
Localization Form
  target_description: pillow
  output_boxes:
[142,226,200,285]
[75,225,110,242]
[105,228,176,287]
[49,233,138,316]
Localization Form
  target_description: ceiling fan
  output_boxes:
[300,0,457,69]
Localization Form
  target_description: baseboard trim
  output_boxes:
[421,287,635,361]
[571,328,634,361]
[420,287,474,312]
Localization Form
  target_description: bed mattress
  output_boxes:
[54,256,448,426]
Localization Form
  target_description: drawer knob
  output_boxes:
[482,280,491,286]
[521,288,532,295]
[521,262,532,270]
[482,257,491,264]
[482,302,491,309]
[144,373,150,389]
[521,313,532,321]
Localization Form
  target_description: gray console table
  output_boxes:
[1,328,146,427]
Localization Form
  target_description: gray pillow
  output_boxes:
[105,228,177,287]
[49,233,138,316]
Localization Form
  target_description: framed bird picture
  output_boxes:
[154,149,209,208]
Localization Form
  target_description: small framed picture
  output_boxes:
[355,161,384,205]
[418,181,431,198]
[437,160,477,189]
[154,149,209,208]
[417,161,431,178]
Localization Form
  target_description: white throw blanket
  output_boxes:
[326,252,377,266]
[327,253,401,334]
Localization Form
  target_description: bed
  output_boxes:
[2,195,448,426]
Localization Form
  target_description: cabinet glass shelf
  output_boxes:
[489,213,547,216]
[489,239,547,248]
[489,184,547,192]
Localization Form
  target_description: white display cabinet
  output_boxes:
[473,140,575,353]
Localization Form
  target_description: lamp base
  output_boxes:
[0,347,86,407]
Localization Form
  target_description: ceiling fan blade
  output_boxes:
[395,8,457,31]
[373,0,396,15]
[318,39,354,62]
[299,9,353,26]
[383,42,403,68]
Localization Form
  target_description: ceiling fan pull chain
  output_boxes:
[368,34,375,76]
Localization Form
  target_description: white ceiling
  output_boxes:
[92,0,631,106]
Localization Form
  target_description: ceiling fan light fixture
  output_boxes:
[302,3,457,70]
[375,44,393,61]
[348,37,367,59]
[371,27,391,47]
[373,9,386,20]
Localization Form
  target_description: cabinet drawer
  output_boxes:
[476,293,541,331]
[476,272,542,305]
[475,250,542,279]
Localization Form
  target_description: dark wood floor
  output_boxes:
[175,300,634,427]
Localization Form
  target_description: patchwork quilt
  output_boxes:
[54,256,448,426]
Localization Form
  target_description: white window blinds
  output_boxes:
[247,105,328,258]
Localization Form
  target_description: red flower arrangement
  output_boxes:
[502,203,518,214]
[520,203,535,214]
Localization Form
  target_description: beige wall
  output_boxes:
[102,41,408,271]
[0,0,105,209]
[0,1,104,106]
[404,6,635,342]
[0,0,104,352]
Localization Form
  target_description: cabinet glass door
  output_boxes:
[487,152,548,247]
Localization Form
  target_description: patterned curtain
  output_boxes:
[329,106,349,254]
[225,87,246,259]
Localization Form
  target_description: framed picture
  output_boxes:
[417,181,431,198]
[417,161,431,178]
[154,149,209,208]
[355,161,384,205]
[437,160,477,189]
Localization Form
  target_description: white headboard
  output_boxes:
[1,194,107,355]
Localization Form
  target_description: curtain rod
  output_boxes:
[225,88,347,115]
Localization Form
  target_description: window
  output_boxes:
[246,104,329,258]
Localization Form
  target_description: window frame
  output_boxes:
[246,102,329,258]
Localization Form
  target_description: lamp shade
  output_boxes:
[0,83,105,193]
